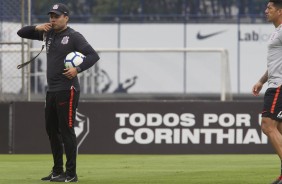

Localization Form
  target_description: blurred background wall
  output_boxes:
[0,0,270,102]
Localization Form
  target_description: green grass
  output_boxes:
[0,154,279,184]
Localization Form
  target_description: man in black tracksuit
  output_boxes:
[17,3,100,182]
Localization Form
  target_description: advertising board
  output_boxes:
[11,101,272,154]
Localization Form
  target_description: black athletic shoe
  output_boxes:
[41,171,64,181]
[65,174,78,182]
[50,172,66,182]
[272,176,282,184]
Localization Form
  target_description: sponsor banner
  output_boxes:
[238,24,272,94]
[77,101,272,154]
[12,101,272,154]
[0,103,10,153]
[185,24,238,93]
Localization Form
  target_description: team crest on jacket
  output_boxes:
[61,36,69,44]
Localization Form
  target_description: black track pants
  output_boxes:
[45,88,79,177]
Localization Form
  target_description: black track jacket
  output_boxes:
[17,26,100,92]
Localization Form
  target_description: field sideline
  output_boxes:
[0,154,279,184]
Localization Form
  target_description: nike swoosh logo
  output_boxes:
[197,30,226,40]
[65,177,76,182]
[51,175,60,179]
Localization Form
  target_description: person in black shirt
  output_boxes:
[17,3,100,182]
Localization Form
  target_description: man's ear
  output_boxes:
[278,8,282,15]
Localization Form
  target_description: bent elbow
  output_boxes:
[17,30,23,37]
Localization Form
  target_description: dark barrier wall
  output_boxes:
[10,101,273,154]
[0,103,10,153]
[13,102,50,153]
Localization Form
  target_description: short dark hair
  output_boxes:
[269,0,282,8]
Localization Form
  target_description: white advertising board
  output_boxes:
[27,23,275,95]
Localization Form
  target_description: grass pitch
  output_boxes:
[0,154,279,184]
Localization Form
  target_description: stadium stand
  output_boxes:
[31,0,267,23]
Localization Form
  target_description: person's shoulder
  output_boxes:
[66,27,81,35]
[68,28,86,40]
